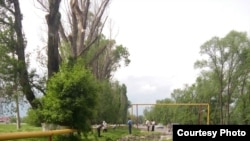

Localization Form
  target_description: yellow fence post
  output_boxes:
[49,135,52,141]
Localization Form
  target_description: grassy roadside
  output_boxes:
[0,124,144,141]
[0,124,172,141]
[0,123,42,133]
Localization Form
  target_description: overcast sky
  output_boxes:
[20,0,250,108]
[106,0,250,104]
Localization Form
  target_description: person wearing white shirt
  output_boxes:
[145,119,151,132]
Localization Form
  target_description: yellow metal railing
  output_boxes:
[0,129,76,141]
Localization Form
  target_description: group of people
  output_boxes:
[97,118,156,137]
[145,119,156,132]
[127,118,156,135]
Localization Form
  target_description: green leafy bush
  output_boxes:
[25,108,44,127]
[42,59,99,133]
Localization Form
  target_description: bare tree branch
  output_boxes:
[87,0,109,46]
[35,0,49,12]
[79,15,108,56]
[58,22,68,42]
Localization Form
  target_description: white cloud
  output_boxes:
[139,84,157,92]
[113,76,173,104]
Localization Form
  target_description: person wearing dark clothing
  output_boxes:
[127,118,133,134]
[97,123,103,137]
[151,119,155,131]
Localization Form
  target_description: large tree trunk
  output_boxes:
[13,0,38,109]
[46,0,61,78]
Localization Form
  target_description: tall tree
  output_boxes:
[194,30,250,124]
[13,0,37,108]
[46,0,61,78]
[0,17,21,128]
[0,0,38,109]
[195,36,227,124]
[34,0,131,125]
[220,31,250,123]
[37,0,124,79]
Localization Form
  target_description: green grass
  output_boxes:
[85,126,147,141]
[0,123,42,133]
[0,124,171,141]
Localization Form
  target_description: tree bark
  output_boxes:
[46,0,61,78]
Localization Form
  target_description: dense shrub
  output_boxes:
[42,59,99,134]
[25,108,43,127]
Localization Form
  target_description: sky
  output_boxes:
[19,0,250,110]
[105,0,250,104]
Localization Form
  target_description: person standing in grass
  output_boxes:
[97,122,103,137]
[102,121,108,132]
[127,117,133,134]
[145,119,151,132]
[151,119,155,131]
